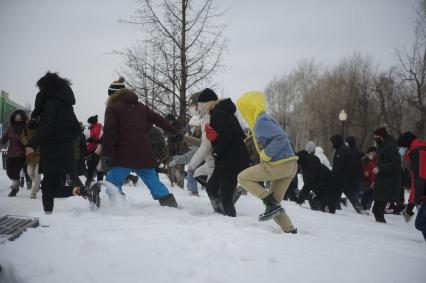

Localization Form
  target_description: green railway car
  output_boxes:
[0,90,30,136]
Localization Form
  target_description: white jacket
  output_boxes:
[188,114,215,179]
[315,146,331,169]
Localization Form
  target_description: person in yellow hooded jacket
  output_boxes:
[236,91,298,234]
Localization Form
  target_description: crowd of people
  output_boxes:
[1,72,425,241]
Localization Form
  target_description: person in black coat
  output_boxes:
[372,127,402,223]
[296,150,340,213]
[25,72,84,214]
[345,136,364,198]
[199,89,250,217]
[330,134,364,213]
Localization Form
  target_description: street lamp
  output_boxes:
[339,109,347,136]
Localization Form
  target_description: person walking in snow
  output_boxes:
[198,88,250,217]
[397,131,426,241]
[101,87,181,208]
[371,127,401,223]
[20,117,41,199]
[25,72,94,214]
[185,92,218,210]
[296,150,340,213]
[360,146,377,210]
[236,91,298,233]
[169,116,202,196]
[330,134,365,214]
[1,110,28,197]
[305,141,331,169]
[85,114,104,185]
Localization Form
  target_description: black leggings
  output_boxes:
[6,157,25,180]
[41,174,75,212]
[207,168,238,217]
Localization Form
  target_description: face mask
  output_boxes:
[399,147,407,157]
[374,137,383,146]
[189,107,199,117]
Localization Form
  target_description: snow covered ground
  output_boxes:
[0,170,424,283]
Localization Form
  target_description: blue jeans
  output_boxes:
[106,167,170,200]
[415,201,426,242]
[186,170,198,193]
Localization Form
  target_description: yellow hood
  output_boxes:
[236,91,266,129]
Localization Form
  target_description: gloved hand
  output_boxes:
[100,156,112,172]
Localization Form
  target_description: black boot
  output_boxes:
[27,180,33,190]
[209,195,224,214]
[259,193,284,221]
[159,193,178,208]
[79,183,101,211]
[19,177,25,188]
[8,180,20,197]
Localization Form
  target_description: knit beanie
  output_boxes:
[197,88,218,103]
[373,127,388,139]
[108,77,125,96]
[304,141,316,154]
[87,115,98,124]
[396,131,417,148]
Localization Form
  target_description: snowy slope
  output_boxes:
[0,170,424,283]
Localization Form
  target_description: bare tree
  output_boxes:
[120,0,226,127]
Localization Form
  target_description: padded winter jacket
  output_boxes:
[102,88,177,169]
[374,136,402,202]
[236,91,296,164]
[404,139,426,204]
[27,85,81,175]
[188,114,215,179]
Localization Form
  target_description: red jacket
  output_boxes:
[87,123,102,153]
[404,139,426,204]
[363,156,377,188]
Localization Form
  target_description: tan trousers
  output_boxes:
[27,162,41,195]
[238,160,298,233]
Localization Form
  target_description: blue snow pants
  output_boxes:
[106,167,170,200]
[186,170,198,193]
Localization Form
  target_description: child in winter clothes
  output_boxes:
[236,91,298,234]
[1,110,28,197]
[169,116,201,196]
[361,146,377,210]
[20,117,41,199]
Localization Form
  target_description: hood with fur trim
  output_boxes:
[107,88,138,106]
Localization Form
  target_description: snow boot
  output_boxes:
[86,183,101,210]
[75,184,101,210]
[208,195,224,214]
[159,193,178,208]
[26,180,33,190]
[285,228,298,234]
[258,193,284,221]
[8,180,20,197]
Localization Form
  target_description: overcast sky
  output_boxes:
[0,0,419,123]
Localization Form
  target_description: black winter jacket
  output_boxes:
[210,99,250,175]
[374,136,402,202]
[297,151,340,205]
[330,135,355,190]
[27,84,80,175]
